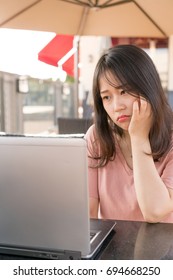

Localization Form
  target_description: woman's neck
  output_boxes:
[117,133,133,169]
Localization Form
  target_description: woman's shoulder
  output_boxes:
[84,124,100,155]
[85,124,96,140]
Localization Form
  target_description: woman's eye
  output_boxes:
[120,90,126,95]
[102,96,110,101]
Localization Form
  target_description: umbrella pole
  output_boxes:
[73,36,80,118]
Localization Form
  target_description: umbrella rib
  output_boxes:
[0,0,42,27]
[95,0,132,9]
[133,0,167,37]
[60,0,131,8]
[60,0,91,7]
[100,0,128,8]
[88,0,96,7]
[100,0,117,7]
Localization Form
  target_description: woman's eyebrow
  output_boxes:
[100,89,109,95]
[100,85,123,93]
[116,85,123,89]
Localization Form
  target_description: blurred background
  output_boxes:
[0,0,172,135]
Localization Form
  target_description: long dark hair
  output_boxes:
[92,44,173,167]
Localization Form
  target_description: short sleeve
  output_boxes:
[161,148,173,190]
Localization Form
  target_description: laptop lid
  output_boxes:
[0,136,90,258]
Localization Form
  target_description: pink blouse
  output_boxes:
[85,125,173,223]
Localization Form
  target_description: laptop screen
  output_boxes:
[0,136,90,256]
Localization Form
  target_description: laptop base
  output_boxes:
[0,219,116,260]
[0,246,81,260]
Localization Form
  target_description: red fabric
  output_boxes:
[38,34,74,77]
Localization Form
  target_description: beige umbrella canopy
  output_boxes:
[0,0,172,38]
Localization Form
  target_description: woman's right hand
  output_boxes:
[128,97,153,141]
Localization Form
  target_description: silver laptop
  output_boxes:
[0,135,116,259]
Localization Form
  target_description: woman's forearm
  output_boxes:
[131,137,173,222]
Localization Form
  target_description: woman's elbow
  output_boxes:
[142,208,165,223]
[143,215,160,223]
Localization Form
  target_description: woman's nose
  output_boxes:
[112,96,125,112]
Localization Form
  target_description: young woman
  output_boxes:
[85,44,173,223]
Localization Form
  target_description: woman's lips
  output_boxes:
[117,115,130,122]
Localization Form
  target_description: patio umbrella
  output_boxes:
[0,0,173,38]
